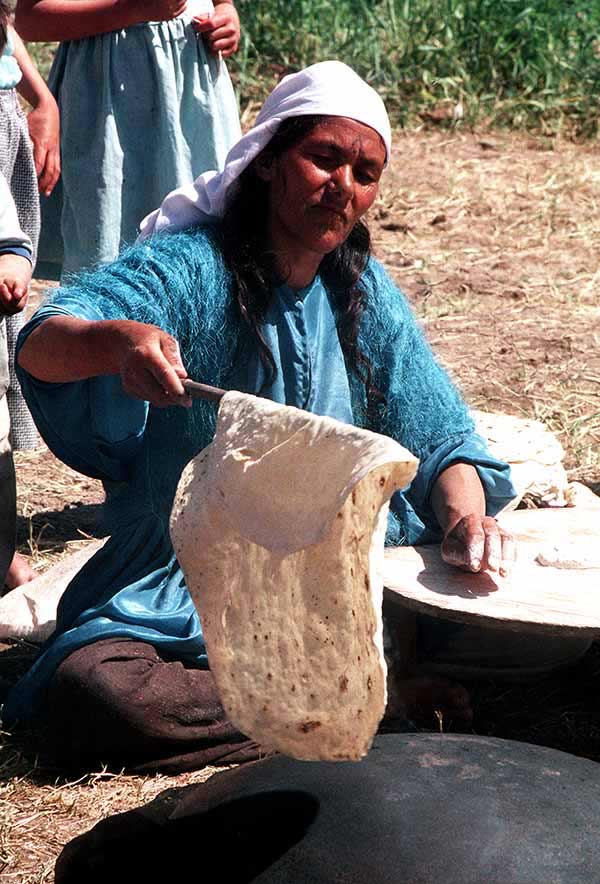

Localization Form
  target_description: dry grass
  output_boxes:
[373,129,600,484]
[0,127,599,881]
[14,447,104,571]
[0,751,223,883]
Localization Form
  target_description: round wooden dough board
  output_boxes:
[383,507,600,636]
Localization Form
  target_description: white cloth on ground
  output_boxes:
[0,540,106,642]
[473,409,569,508]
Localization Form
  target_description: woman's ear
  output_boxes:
[254,151,275,182]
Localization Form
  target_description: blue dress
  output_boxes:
[4,227,515,725]
[0,33,22,89]
[35,14,241,280]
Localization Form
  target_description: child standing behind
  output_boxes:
[0,171,36,589]
[0,3,59,252]
[17,0,242,279]
[1,1,59,450]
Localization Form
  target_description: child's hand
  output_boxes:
[0,254,31,315]
[193,2,240,57]
[27,97,61,197]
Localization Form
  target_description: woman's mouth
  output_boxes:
[315,204,347,222]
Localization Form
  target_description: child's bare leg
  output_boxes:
[0,385,16,588]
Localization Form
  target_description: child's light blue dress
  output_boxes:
[36,12,241,280]
[0,33,22,89]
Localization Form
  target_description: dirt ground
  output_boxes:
[1,128,599,882]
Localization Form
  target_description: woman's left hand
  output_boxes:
[192,1,240,57]
[441,513,516,576]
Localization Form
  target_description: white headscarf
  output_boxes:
[138,60,392,240]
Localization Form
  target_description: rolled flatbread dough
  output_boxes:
[535,542,600,570]
[171,391,418,761]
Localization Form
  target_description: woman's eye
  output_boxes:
[311,153,337,167]
[356,170,378,185]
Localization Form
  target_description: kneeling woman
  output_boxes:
[5,62,516,772]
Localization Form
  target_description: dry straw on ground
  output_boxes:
[375,130,600,485]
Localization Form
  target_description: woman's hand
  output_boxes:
[441,513,515,576]
[19,317,193,409]
[193,1,240,56]
[431,462,516,577]
[105,321,193,408]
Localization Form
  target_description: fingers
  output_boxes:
[0,254,31,314]
[442,514,516,576]
[482,518,502,572]
[208,34,238,56]
[193,7,240,55]
[121,361,190,408]
[119,328,192,408]
[192,15,214,31]
[498,530,517,577]
[0,283,27,315]
[441,514,484,571]
[161,334,186,377]
[38,145,61,197]
[0,283,14,314]
[32,139,46,181]
[26,103,61,196]
[148,347,188,402]
[482,520,517,575]
[121,367,174,408]
[12,287,28,310]
[32,140,61,196]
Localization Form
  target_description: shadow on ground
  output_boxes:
[16,503,105,552]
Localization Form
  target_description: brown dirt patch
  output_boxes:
[1,128,599,882]
[373,130,600,486]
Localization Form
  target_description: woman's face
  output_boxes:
[257,116,386,273]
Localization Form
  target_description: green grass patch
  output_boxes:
[232,0,600,136]
[27,0,600,136]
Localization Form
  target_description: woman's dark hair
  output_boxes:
[219,115,385,420]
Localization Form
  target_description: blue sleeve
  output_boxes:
[358,261,517,545]
[0,246,32,261]
[17,301,149,482]
[386,433,516,546]
[16,229,227,481]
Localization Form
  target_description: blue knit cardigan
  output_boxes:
[4,226,514,725]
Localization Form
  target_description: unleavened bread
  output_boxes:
[171,392,418,760]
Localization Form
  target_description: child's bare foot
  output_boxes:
[385,675,473,729]
[4,552,36,592]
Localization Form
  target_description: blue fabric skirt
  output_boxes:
[35,15,241,279]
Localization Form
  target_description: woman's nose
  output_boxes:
[331,164,354,196]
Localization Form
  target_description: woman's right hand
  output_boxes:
[19,316,192,407]
[107,321,192,408]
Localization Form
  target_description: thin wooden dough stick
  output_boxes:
[182,379,227,402]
